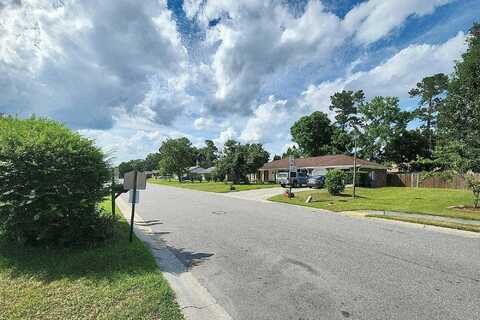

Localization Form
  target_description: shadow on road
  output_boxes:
[169,247,214,269]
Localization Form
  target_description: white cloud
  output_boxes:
[198,1,346,114]
[0,0,188,128]
[0,0,467,163]
[214,126,238,146]
[193,117,214,130]
[344,0,451,45]
[302,32,467,108]
[239,95,299,144]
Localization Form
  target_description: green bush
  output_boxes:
[0,117,112,247]
[325,169,346,196]
[466,176,480,208]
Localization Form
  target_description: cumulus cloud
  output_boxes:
[0,0,187,129]
[239,96,295,143]
[194,1,346,115]
[343,0,451,45]
[1,0,467,163]
[302,32,467,109]
[193,116,214,130]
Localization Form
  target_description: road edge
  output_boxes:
[116,197,233,320]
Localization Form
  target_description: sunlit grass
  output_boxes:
[0,199,184,320]
[269,187,480,221]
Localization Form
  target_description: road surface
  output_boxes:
[125,184,480,320]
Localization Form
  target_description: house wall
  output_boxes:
[370,169,387,187]
[259,167,387,187]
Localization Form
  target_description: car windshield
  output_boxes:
[277,172,288,178]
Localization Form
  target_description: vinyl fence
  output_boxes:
[387,172,480,190]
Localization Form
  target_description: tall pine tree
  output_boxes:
[437,22,480,172]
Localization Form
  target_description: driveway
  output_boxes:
[122,184,480,320]
[220,186,310,202]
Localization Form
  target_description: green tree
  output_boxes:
[409,73,448,153]
[118,159,146,178]
[246,143,270,174]
[196,139,218,168]
[331,126,352,154]
[290,111,333,156]
[144,152,161,171]
[358,96,411,161]
[216,140,269,183]
[383,129,430,164]
[329,90,365,129]
[158,137,195,182]
[437,22,480,172]
[282,145,304,159]
[273,154,281,161]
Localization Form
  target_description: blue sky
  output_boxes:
[1,0,478,163]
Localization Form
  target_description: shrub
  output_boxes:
[0,117,112,247]
[325,169,346,196]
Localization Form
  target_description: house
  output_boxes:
[258,154,387,187]
[187,166,216,181]
[144,170,160,179]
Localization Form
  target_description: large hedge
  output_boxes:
[0,117,112,246]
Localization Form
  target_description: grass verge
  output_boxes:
[0,199,184,320]
[269,187,480,221]
[148,178,278,193]
[367,214,480,233]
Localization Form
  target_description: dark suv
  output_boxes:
[277,171,308,187]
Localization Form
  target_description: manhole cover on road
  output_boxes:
[211,210,227,215]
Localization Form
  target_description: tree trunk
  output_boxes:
[427,98,433,153]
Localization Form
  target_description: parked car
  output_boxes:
[307,175,325,188]
[277,171,308,187]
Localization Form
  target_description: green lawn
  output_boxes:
[0,200,184,320]
[148,178,278,193]
[269,187,480,221]
[367,214,480,233]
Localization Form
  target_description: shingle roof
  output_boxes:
[189,166,216,174]
[260,154,387,170]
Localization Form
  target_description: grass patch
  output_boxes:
[0,199,184,320]
[148,179,278,193]
[269,187,480,221]
[367,215,480,233]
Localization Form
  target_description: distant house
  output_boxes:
[258,154,387,187]
[188,166,216,181]
[144,170,160,179]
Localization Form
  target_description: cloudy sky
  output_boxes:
[1,0,478,163]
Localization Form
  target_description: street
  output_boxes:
[125,184,480,320]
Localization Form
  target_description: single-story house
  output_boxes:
[144,170,160,179]
[187,166,216,181]
[258,154,387,187]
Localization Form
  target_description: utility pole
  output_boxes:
[352,134,357,199]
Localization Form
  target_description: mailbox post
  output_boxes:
[129,170,138,243]
[123,170,147,243]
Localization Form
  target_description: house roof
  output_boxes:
[189,166,216,174]
[260,154,387,170]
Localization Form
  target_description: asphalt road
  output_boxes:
[128,184,480,320]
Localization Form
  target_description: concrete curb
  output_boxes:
[116,197,233,320]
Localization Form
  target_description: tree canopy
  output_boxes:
[290,111,334,156]
[437,22,480,172]
[158,137,196,182]
[216,140,269,183]
[409,73,448,153]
